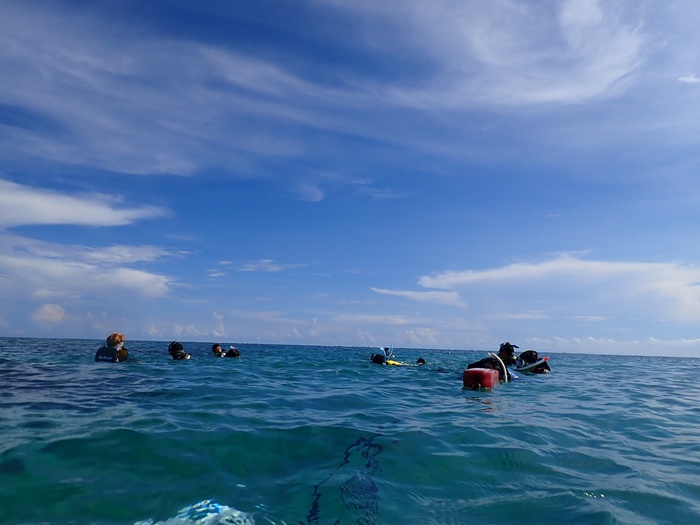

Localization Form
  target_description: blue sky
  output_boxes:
[2,0,700,356]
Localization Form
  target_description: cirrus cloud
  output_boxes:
[418,254,700,322]
[370,287,466,307]
[0,179,165,229]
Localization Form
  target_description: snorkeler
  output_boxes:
[168,341,191,360]
[370,347,425,366]
[370,347,393,365]
[95,332,129,362]
[213,343,240,357]
[466,342,518,381]
[515,349,551,373]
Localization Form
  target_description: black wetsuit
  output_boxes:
[467,356,513,381]
[517,350,551,373]
[95,346,128,362]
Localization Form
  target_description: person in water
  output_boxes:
[370,353,385,364]
[213,343,240,357]
[168,341,191,360]
[467,342,518,381]
[516,349,551,373]
[224,346,240,358]
[370,348,426,366]
[95,332,129,362]
[370,347,393,365]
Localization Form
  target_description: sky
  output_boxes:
[2,0,700,356]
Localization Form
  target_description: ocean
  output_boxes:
[1,337,699,525]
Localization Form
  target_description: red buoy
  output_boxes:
[463,368,500,390]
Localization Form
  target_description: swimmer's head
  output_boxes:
[499,342,518,355]
[416,357,426,365]
[106,332,125,348]
[168,341,189,360]
[498,342,518,365]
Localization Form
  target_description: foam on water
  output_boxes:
[135,500,255,525]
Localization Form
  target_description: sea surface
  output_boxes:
[1,338,699,525]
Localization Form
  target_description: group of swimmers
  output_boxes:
[94,333,242,362]
[167,341,241,360]
[95,333,548,381]
[370,341,550,381]
[466,341,551,381]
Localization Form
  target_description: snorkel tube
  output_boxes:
[378,346,393,365]
[488,352,508,383]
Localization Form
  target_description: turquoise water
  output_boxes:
[1,338,699,525]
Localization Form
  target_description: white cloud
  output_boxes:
[420,254,643,287]
[528,335,700,356]
[678,73,700,84]
[0,0,653,185]
[32,303,65,323]
[238,259,305,272]
[221,309,332,342]
[0,2,347,175]
[370,287,466,307]
[400,327,446,346]
[333,313,410,325]
[230,309,303,326]
[572,315,611,322]
[83,245,173,264]
[321,0,645,106]
[213,313,225,338]
[174,324,203,337]
[32,288,80,300]
[483,312,549,321]
[295,183,325,202]
[0,179,165,229]
[145,323,161,337]
[418,254,700,322]
[0,233,174,300]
